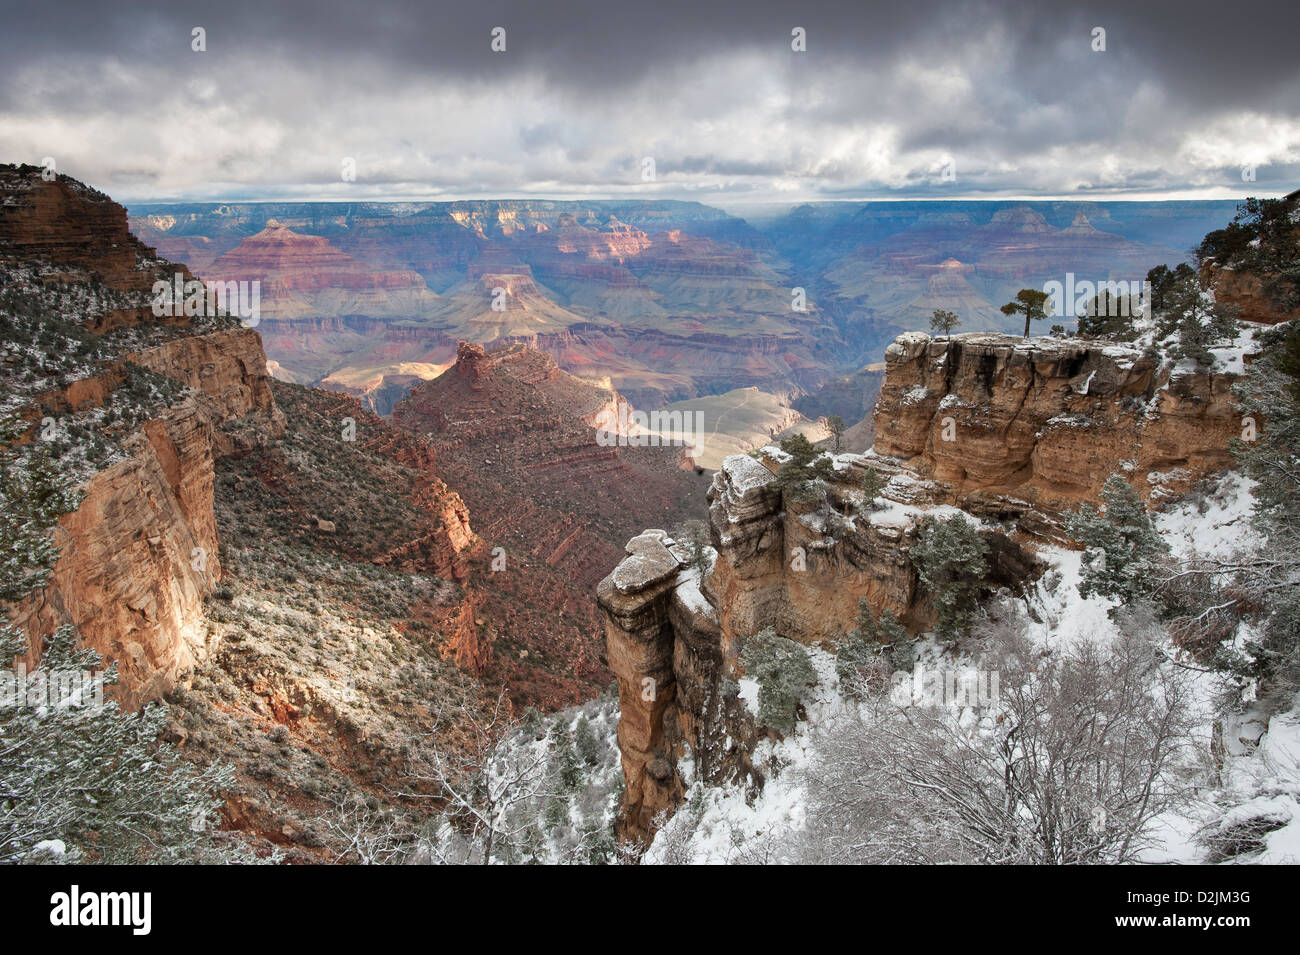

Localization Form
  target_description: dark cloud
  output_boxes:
[0,0,1295,200]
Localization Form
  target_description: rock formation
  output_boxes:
[1,165,282,708]
[598,449,1039,841]
[871,332,1252,521]
[130,199,838,411]
[395,340,711,707]
[600,326,1254,842]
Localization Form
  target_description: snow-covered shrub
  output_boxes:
[798,617,1200,864]
[836,598,912,698]
[740,628,817,735]
[1067,474,1169,611]
[911,514,989,641]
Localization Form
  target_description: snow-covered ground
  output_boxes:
[644,469,1300,865]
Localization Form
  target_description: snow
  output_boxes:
[646,463,1298,865]
[1042,413,1091,431]
[866,497,973,531]
[1145,468,1193,501]
[1155,472,1260,561]
[645,646,845,865]
[720,453,776,493]
[674,567,717,620]
[737,679,760,717]
[1209,321,1263,376]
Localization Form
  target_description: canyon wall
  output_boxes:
[872,332,1247,521]
[598,452,1038,841]
[394,340,710,708]
[2,165,284,709]
[11,328,283,710]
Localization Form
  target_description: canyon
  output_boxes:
[0,166,708,854]
[128,199,1240,418]
[1,166,284,710]
[5,162,1288,860]
[393,341,711,702]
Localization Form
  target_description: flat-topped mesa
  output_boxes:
[599,452,1041,843]
[871,331,1247,517]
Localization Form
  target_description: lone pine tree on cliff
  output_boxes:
[929,308,961,340]
[1001,289,1051,338]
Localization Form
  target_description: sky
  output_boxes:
[0,0,1297,206]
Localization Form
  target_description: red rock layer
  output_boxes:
[1,165,284,708]
[394,341,711,708]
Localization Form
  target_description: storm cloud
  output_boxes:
[0,0,1296,203]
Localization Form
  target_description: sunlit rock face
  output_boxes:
[0,165,283,709]
[873,331,1248,514]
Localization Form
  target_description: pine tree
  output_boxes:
[1077,289,1142,341]
[1000,289,1051,338]
[1230,320,1300,705]
[836,599,913,696]
[574,714,600,766]
[1066,474,1169,610]
[773,433,836,504]
[929,308,961,340]
[740,628,817,735]
[548,720,583,792]
[859,466,887,510]
[1154,271,1240,366]
[835,599,880,694]
[911,515,989,641]
[877,611,914,671]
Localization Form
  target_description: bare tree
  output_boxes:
[798,616,1202,864]
[647,804,701,865]
[399,690,554,865]
[929,308,961,341]
[319,792,414,865]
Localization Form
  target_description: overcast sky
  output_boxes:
[1,0,1296,206]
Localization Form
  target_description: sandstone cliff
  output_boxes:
[871,332,1252,523]
[1205,264,1300,326]
[598,452,1038,841]
[1,165,283,709]
[600,327,1254,841]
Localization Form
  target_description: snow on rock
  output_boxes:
[1156,472,1260,562]
[644,463,1294,864]
[719,453,776,494]
[673,567,717,621]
